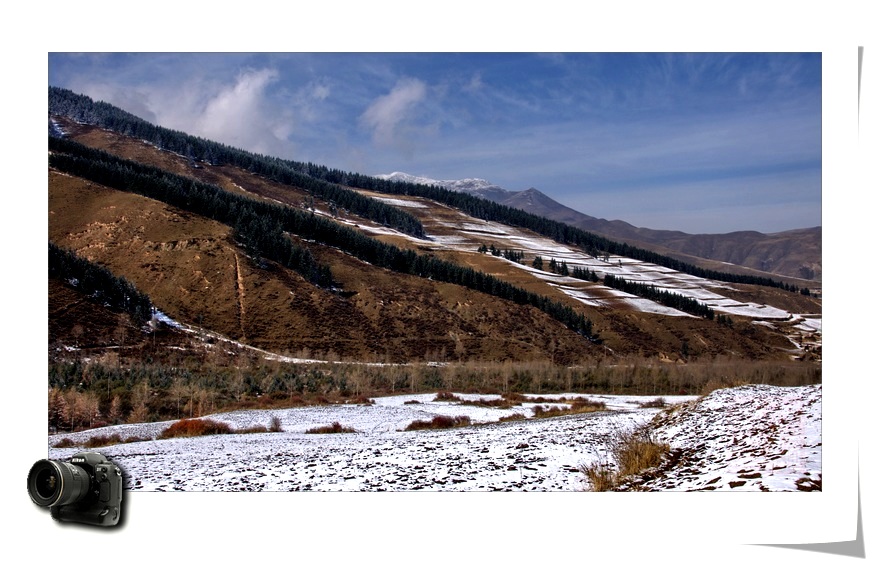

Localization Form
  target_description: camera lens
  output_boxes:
[27,460,91,508]
[34,466,58,498]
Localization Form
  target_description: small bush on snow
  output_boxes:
[580,423,669,491]
[160,418,234,439]
[403,415,471,431]
[305,421,356,434]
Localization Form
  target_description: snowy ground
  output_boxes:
[47,385,820,492]
[626,383,822,491]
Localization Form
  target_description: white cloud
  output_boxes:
[359,78,427,147]
[77,67,299,159]
[464,72,483,93]
[194,68,293,155]
[309,82,330,101]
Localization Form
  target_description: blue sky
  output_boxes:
[48,52,821,234]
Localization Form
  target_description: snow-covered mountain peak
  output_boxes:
[378,171,498,191]
[377,171,515,201]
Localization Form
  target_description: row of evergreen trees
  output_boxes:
[49,87,425,238]
[288,164,804,293]
[50,137,594,339]
[49,242,153,324]
[479,242,718,320]
[601,274,716,319]
[478,243,525,263]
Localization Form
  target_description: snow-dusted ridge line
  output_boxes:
[377,172,502,193]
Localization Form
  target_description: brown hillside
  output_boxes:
[49,120,816,363]
[49,171,602,363]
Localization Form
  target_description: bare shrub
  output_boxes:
[160,418,234,439]
[433,391,461,402]
[498,412,526,422]
[580,423,669,491]
[269,416,283,432]
[305,421,356,434]
[470,397,512,408]
[83,434,124,447]
[613,425,669,478]
[404,415,471,431]
[639,397,667,408]
[83,433,150,447]
[579,462,618,492]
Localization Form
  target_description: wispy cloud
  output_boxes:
[194,68,290,154]
[359,77,429,153]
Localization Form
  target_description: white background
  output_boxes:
[5,2,875,567]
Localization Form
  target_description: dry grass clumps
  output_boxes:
[638,397,668,409]
[433,391,461,402]
[532,398,607,418]
[305,421,356,434]
[159,416,284,439]
[160,418,234,438]
[498,412,527,423]
[403,415,472,431]
[53,434,148,448]
[580,423,670,491]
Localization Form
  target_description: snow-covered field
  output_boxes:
[47,384,820,492]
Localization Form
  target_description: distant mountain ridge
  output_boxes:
[377,172,821,283]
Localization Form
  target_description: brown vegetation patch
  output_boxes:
[580,423,670,491]
[160,418,234,438]
[305,421,356,434]
[78,433,149,447]
[403,415,472,431]
[158,417,283,439]
[433,391,460,402]
[532,398,606,418]
[498,413,527,422]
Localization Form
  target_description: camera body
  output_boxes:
[28,451,123,526]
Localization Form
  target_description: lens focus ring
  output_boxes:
[27,460,91,507]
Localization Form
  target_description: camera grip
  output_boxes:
[51,503,121,526]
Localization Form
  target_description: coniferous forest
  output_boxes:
[49,86,799,292]
[49,241,153,324]
[49,136,594,339]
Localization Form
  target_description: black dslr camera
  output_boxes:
[27,452,123,526]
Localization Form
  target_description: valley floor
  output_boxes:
[47,385,820,492]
